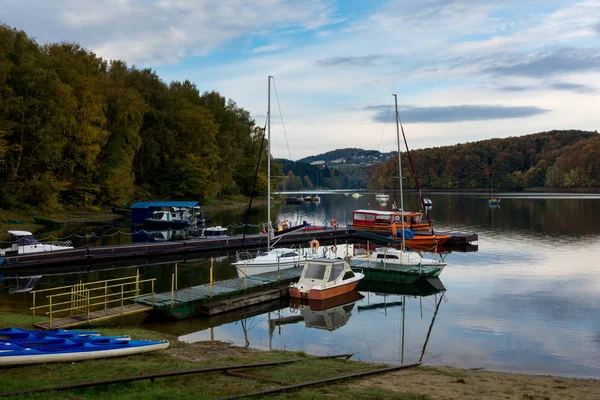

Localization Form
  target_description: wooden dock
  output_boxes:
[5,228,354,269]
[34,304,152,329]
[5,228,477,272]
[138,260,449,320]
[137,268,303,319]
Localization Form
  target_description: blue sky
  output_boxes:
[1,0,599,159]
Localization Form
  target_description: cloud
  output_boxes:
[548,82,594,93]
[498,82,594,93]
[498,85,530,92]
[485,47,600,77]
[249,44,286,54]
[366,104,549,123]
[595,22,600,35]
[318,54,384,67]
[0,0,339,65]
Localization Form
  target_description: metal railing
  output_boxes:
[30,271,156,328]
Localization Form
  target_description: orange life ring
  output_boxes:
[331,218,337,228]
[309,239,320,249]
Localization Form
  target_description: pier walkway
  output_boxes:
[137,268,303,319]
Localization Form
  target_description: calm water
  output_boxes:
[2,192,600,378]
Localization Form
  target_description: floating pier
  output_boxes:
[137,262,447,320]
[137,268,303,319]
[3,228,477,271]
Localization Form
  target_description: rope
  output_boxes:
[271,77,292,161]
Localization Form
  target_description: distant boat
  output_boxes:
[203,226,228,237]
[351,193,362,198]
[111,206,132,215]
[375,193,389,200]
[489,172,501,206]
[143,210,191,229]
[32,215,63,229]
[423,198,432,207]
[0,328,168,366]
[0,231,73,257]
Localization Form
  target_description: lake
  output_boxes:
[2,192,600,378]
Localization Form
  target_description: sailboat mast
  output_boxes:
[267,76,272,249]
[394,94,406,251]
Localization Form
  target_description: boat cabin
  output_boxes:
[0,231,73,256]
[352,209,423,230]
[290,258,364,300]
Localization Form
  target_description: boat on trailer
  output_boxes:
[0,328,168,366]
[289,259,364,300]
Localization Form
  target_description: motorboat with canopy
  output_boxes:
[289,259,364,300]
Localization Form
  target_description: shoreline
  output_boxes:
[0,311,598,399]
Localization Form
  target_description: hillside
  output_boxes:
[298,148,395,166]
[0,24,268,210]
[370,130,600,190]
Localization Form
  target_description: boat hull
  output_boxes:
[289,280,360,301]
[0,342,169,366]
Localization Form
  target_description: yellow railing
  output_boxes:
[31,271,156,328]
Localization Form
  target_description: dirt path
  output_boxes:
[349,365,600,400]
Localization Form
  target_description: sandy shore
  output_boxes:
[350,365,600,400]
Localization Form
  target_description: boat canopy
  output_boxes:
[8,231,40,245]
[301,259,355,285]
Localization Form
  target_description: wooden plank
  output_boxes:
[198,287,289,316]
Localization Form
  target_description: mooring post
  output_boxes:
[171,273,175,307]
[366,240,369,257]
[175,263,178,291]
[49,297,53,329]
[346,241,349,261]
[277,256,281,283]
[210,257,214,299]
[383,248,387,271]
[31,292,36,325]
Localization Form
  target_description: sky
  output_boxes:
[1,0,600,160]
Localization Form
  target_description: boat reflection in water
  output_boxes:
[174,276,446,367]
[284,290,364,332]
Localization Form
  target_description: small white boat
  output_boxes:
[349,247,446,276]
[423,198,432,207]
[375,193,389,200]
[351,193,362,198]
[203,226,227,237]
[0,231,73,257]
[233,244,355,277]
[289,259,364,300]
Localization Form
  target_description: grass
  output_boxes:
[0,310,426,400]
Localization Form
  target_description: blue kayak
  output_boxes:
[0,328,169,366]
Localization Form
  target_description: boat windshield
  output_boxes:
[328,263,345,282]
[16,235,40,246]
[150,212,165,220]
[304,263,326,280]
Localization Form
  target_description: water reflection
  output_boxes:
[175,278,446,366]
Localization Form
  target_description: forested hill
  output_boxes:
[0,25,269,210]
[370,130,600,190]
[299,148,394,165]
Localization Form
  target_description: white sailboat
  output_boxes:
[232,76,310,270]
[349,95,445,271]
